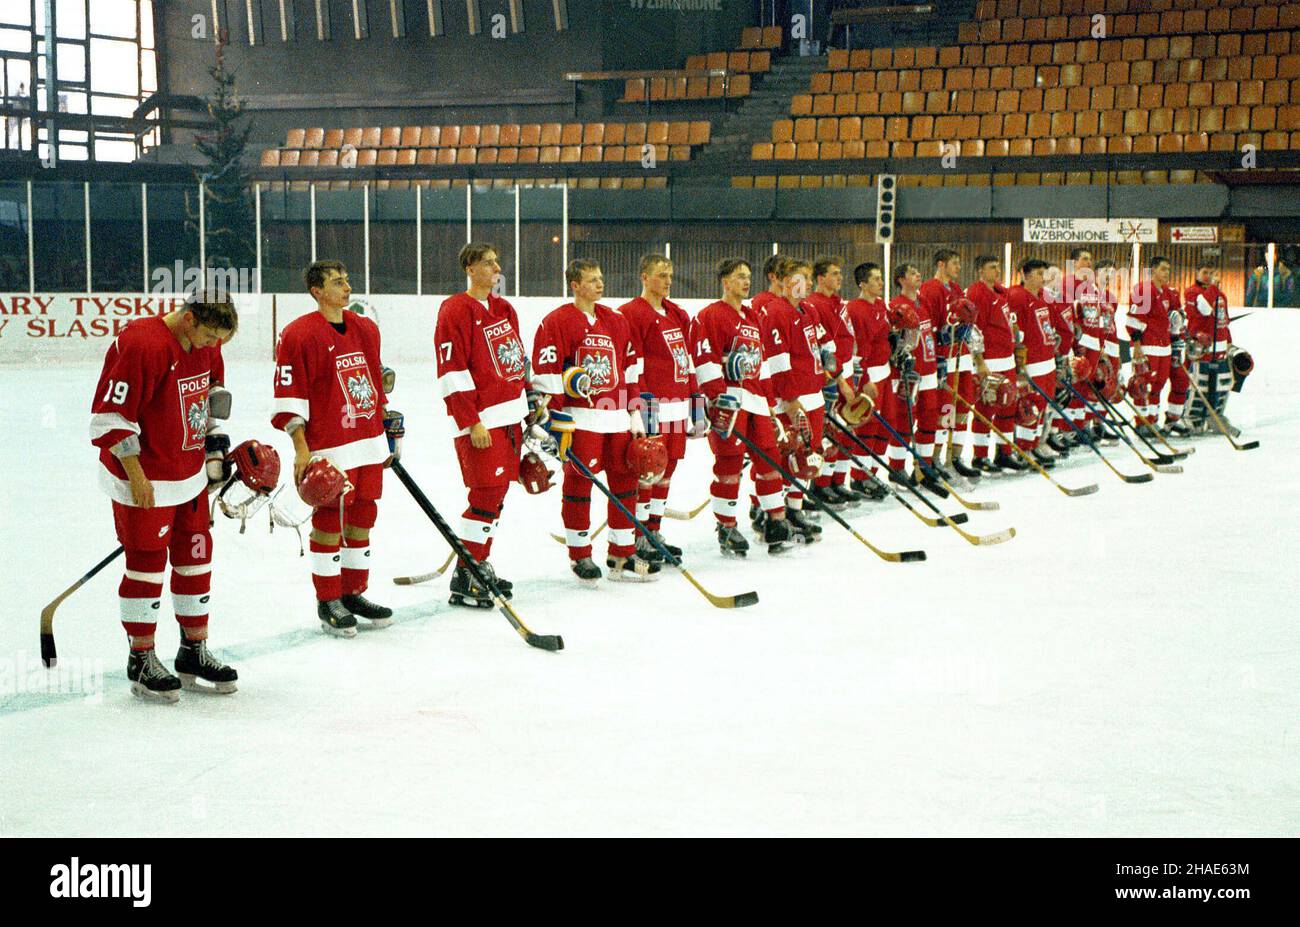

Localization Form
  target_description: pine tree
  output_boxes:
[187,31,256,289]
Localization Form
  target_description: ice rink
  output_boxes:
[2,310,1297,837]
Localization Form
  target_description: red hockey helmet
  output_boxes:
[230,440,281,495]
[778,428,822,480]
[1126,370,1155,405]
[627,435,669,486]
[979,373,1017,413]
[518,451,554,494]
[297,457,348,508]
[1016,392,1041,428]
[1093,355,1120,402]
[887,301,920,332]
[1130,355,1151,377]
[950,296,979,326]
[1069,354,1092,384]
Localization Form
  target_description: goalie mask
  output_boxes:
[213,439,282,532]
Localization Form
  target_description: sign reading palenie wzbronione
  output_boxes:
[1023,218,1159,244]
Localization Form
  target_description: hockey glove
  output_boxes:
[822,381,840,410]
[708,393,742,439]
[381,366,396,395]
[545,409,576,459]
[689,392,710,438]
[935,354,949,380]
[562,366,592,400]
[638,391,659,436]
[205,432,232,490]
[898,354,921,387]
[383,408,405,464]
[723,348,758,383]
[208,385,232,422]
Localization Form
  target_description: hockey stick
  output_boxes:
[1178,362,1260,451]
[822,416,969,525]
[393,550,455,586]
[871,408,1000,511]
[563,451,759,608]
[953,394,1099,496]
[730,429,926,563]
[1118,392,1193,457]
[1057,377,1183,473]
[665,498,710,521]
[1024,377,1153,483]
[39,544,125,668]
[1091,389,1188,462]
[550,519,606,545]
[825,417,1014,546]
[391,461,563,651]
[895,374,949,500]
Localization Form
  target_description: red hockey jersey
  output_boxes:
[618,296,697,427]
[435,292,529,435]
[1183,282,1231,356]
[920,277,972,371]
[966,280,1017,373]
[843,296,892,389]
[804,290,855,379]
[689,300,773,415]
[271,309,390,471]
[1007,285,1058,377]
[1127,282,1177,354]
[765,295,830,411]
[532,303,638,433]
[891,293,938,388]
[90,316,224,506]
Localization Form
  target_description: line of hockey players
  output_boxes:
[88,245,1251,702]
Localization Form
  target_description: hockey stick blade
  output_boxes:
[393,551,456,585]
[683,568,759,609]
[940,479,1000,511]
[524,630,565,651]
[39,544,126,668]
[1061,482,1100,497]
[664,499,709,521]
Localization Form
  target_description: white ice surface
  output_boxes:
[1,312,1297,837]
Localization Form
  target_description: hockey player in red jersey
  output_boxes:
[889,262,943,489]
[1127,254,1178,433]
[532,259,654,583]
[918,249,981,480]
[803,256,863,506]
[619,254,702,564]
[764,257,839,541]
[435,243,529,607]
[840,261,892,496]
[90,293,239,702]
[964,255,1023,472]
[272,260,396,637]
[690,258,792,556]
[1173,258,1232,434]
[1038,262,1079,458]
[1060,248,1108,437]
[1007,258,1059,467]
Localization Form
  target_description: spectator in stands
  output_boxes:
[1245,253,1297,307]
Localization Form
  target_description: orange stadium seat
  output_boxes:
[740,26,761,49]
[605,123,627,145]
[560,123,582,146]
[539,123,561,146]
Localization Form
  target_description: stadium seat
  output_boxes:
[625,123,646,144]
[261,149,281,166]
[667,121,689,145]
[520,124,541,146]
[726,75,750,97]
[688,121,710,145]
[648,121,669,145]
[540,123,562,146]
[461,125,481,147]
[442,125,461,147]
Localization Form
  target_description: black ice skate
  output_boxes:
[764,516,793,555]
[850,476,890,501]
[749,500,767,533]
[1031,446,1058,469]
[341,593,393,629]
[606,553,661,582]
[717,523,750,557]
[888,468,918,487]
[1047,432,1073,455]
[318,598,358,638]
[918,468,947,494]
[449,565,498,609]
[827,482,865,506]
[786,508,822,543]
[972,457,1002,475]
[174,637,238,694]
[995,451,1029,472]
[950,456,982,479]
[807,485,846,511]
[635,532,665,564]
[571,557,603,584]
[646,529,682,560]
[1168,418,1193,437]
[127,648,181,704]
